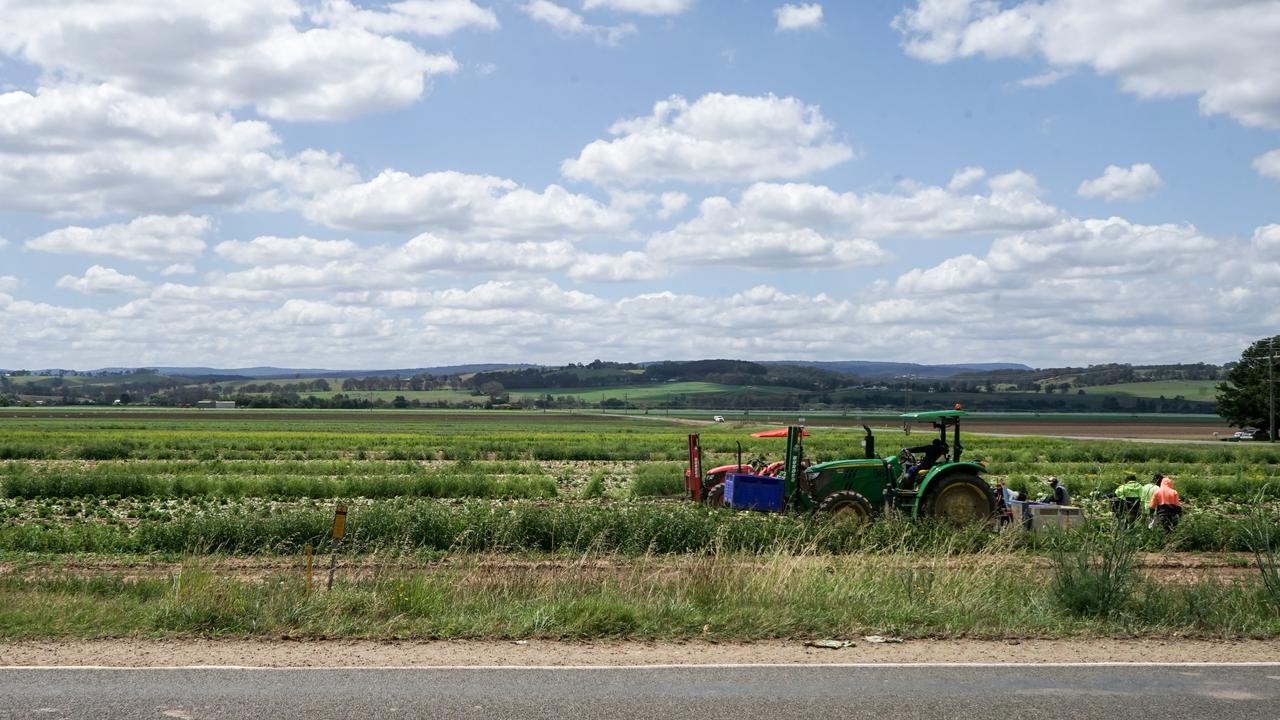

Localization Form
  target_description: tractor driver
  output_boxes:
[901,437,948,487]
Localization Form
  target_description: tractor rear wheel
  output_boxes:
[920,473,994,524]
[705,483,726,508]
[818,490,874,526]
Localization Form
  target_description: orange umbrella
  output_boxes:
[750,428,809,438]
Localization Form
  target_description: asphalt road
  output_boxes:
[2,664,1278,719]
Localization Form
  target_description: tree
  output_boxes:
[1216,334,1279,439]
[479,381,505,399]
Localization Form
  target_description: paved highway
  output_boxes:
[2,664,1278,719]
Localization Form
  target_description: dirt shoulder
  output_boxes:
[3,638,1278,667]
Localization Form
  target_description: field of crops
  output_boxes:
[1,410,1277,640]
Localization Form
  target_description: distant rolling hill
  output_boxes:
[97,364,540,379]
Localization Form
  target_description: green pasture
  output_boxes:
[1087,380,1221,401]
[509,382,798,402]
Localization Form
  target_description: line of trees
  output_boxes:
[1216,335,1278,439]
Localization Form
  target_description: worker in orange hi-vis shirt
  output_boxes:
[1148,476,1182,531]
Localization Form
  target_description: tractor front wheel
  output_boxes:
[920,473,994,524]
[705,483,726,508]
[818,490,874,526]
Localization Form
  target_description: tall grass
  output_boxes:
[629,462,685,497]
[2,552,1277,640]
[1240,491,1280,610]
[1049,525,1141,616]
[580,470,607,499]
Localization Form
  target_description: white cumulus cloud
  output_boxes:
[895,254,996,295]
[563,92,853,185]
[775,3,823,32]
[311,0,499,35]
[893,0,1280,129]
[522,1,636,45]
[657,191,690,219]
[160,264,196,276]
[1077,163,1164,202]
[1256,150,1280,181]
[56,265,151,295]
[712,170,1059,241]
[392,233,580,273]
[568,251,668,282]
[305,170,630,237]
[0,84,354,216]
[27,215,212,262]
[582,0,693,14]
[215,236,362,266]
[0,0,460,121]
[648,197,888,269]
[985,217,1217,278]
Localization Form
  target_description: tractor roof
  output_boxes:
[808,458,886,472]
[900,410,966,420]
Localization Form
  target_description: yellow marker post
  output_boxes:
[331,505,347,540]
[327,505,347,591]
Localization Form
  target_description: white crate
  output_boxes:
[1028,504,1085,532]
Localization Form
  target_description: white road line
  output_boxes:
[2,662,1279,671]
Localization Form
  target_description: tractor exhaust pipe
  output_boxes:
[862,425,875,459]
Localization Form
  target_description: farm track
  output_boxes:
[0,408,1237,440]
[0,410,642,424]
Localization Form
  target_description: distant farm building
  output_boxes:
[195,400,237,409]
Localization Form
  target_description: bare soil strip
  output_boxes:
[3,638,1277,667]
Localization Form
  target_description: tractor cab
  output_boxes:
[896,409,967,488]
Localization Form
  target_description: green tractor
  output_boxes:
[687,410,996,525]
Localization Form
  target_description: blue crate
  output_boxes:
[725,473,785,512]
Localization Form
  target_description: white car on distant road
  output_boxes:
[712,415,725,423]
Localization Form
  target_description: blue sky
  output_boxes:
[1,0,1278,370]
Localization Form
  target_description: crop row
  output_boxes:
[2,456,1274,501]
[1,499,1275,555]
[0,460,562,500]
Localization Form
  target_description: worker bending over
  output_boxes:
[1140,474,1162,516]
[1149,476,1182,531]
[1112,474,1144,526]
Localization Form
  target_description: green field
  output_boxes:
[322,388,481,403]
[1088,379,1221,401]
[220,376,346,389]
[0,409,1277,641]
[509,381,799,402]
